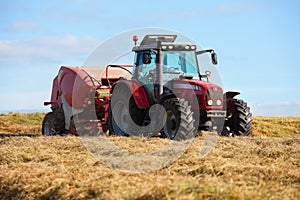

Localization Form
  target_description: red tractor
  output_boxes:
[43,34,252,138]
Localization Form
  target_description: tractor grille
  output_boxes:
[206,87,223,106]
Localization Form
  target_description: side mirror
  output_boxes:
[211,52,218,65]
[142,53,152,64]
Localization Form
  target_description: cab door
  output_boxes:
[133,51,157,100]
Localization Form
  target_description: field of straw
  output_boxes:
[0,113,299,199]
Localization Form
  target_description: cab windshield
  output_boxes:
[134,50,200,84]
[162,51,199,79]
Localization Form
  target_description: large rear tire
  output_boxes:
[222,98,252,136]
[110,87,130,136]
[110,85,147,136]
[161,98,195,140]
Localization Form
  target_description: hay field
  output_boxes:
[0,113,299,199]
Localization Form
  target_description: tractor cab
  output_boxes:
[131,34,218,102]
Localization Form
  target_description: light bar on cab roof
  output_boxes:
[161,44,197,51]
[140,34,177,45]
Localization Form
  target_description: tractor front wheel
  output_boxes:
[162,98,195,140]
[222,98,252,136]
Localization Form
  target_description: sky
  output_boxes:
[0,0,299,116]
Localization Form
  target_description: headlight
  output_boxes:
[216,99,222,106]
[207,99,213,106]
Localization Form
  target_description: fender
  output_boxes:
[111,79,150,109]
[224,91,240,100]
[158,93,177,104]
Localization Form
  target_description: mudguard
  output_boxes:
[112,79,150,109]
[158,93,177,104]
[224,91,240,100]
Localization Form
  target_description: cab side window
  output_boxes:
[135,51,156,83]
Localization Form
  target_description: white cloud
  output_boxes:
[9,20,40,32]
[0,34,100,64]
[217,3,259,15]
[250,101,300,116]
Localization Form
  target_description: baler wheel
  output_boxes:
[42,112,57,136]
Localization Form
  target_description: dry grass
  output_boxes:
[0,112,44,135]
[0,136,299,200]
[0,113,299,199]
[252,116,300,137]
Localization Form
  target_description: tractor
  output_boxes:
[109,34,252,139]
[42,34,252,138]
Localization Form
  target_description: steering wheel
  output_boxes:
[164,66,184,75]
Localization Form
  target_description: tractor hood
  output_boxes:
[171,79,224,110]
[172,79,222,91]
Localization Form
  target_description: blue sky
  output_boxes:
[0,0,299,116]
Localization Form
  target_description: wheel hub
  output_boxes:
[114,101,130,132]
[165,110,177,138]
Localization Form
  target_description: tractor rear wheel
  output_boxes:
[42,112,57,136]
[110,88,130,136]
[110,85,146,136]
[161,98,195,140]
[222,98,252,136]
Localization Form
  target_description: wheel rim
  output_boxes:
[223,109,234,136]
[114,100,130,133]
[164,110,177,139]
[43,120,55,136]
